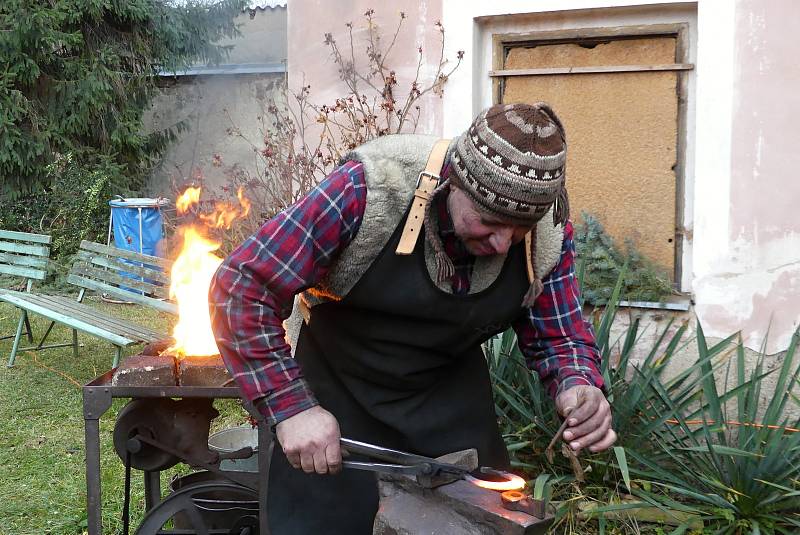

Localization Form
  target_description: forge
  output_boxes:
[111,339,231,388]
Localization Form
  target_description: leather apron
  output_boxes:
[267,206,530,534]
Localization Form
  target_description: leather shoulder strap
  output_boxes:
[395,139,451,255]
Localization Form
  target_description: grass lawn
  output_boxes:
[0,297,249,535]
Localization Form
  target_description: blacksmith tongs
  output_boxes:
[340,437,470,478]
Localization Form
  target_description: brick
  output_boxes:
[111,353,177,387]
[178,354,231,387]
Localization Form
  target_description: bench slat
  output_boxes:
[51,295,165,339]
[75,250,170,285]
[67,274,178,315]
[0,230,52,245]
[0,264,47,281]
[0,293,137,346]
[0,240,50,257]
[0,251,49,269]
[1,290,167,341]
[70,263,169,299]
[79,240,172,270]
[23,294,166,340]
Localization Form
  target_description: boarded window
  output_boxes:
[501,36,680,279]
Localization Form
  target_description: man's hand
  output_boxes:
[555,385,616,453]
[275,405,342,475]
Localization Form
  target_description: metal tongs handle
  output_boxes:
[340,438,436,465]
[341,461,431,476]
[340,437,468,477]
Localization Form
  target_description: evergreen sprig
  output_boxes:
[574,212,673,305]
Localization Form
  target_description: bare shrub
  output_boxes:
[222,9,464,240]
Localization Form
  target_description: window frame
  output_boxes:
[491,23,691,289]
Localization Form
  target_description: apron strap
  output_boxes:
[395,139,451,255]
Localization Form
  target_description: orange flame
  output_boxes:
[168,186,250,358]
[466,472,526,492]
[199,189,251,229]
[169,226,223,357]
[176,186,201,213]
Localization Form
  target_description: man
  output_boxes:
[209,103,616,533]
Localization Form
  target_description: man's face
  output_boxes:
[447,186,533,256]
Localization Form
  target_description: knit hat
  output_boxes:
[423,102,569,307]
[451,102,569,226]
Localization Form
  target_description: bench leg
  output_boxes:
[7,311,27,368]
[36,321,56,350]
[23,314,33,343]
[113,346,122,369]
[72,330,79,359]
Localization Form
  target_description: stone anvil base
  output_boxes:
[373,449,554,535]
[111,340,231,387]
[374,478,554,535]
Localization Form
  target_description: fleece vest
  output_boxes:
[285,134,565,349]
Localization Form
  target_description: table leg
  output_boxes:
[85,417,102,535]
[144,471,161,511]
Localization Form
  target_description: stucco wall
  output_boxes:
[692,0,800,354]
[439,0,798,354]
[214,6,287,64]
[145,7,287,195]
[145,74,285,195]
[287,0,446,144]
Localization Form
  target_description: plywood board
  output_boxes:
[503,37,678,276]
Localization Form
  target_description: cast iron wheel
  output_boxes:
[135,482,259,535]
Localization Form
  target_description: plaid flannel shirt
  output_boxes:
[209,161,603,425]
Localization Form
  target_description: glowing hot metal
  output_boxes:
[464,468,526,492]
[501,489,548,518]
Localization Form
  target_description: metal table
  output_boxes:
[82,370,271,534]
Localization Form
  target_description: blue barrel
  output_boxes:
[109,198,169,293]
[109,198,169,257]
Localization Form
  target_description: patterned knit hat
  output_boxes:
[450,102,569,226]
[423,102,569,307]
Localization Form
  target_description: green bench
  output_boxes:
[1,237,177,368]
[0,230,53,359]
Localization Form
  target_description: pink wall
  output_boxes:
[730,0,800,240]
[287,0,445,146]
[700,0,800,351]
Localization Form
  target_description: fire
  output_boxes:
[175,186,201,212]
[465,472,527,492]
[168,226,223,357]
[199,188,252,229]
[167,186,250,358]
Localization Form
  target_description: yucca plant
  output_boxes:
[627,326,800,534]
[486,267,800,533]
[487,267,700,457]
[485,270,704,526]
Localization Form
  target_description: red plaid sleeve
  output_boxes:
[513,221,604,398]
[209,161,367,425]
